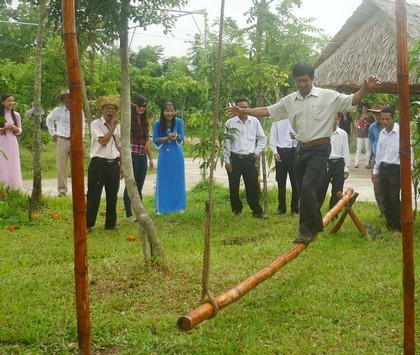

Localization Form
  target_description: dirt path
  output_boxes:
[22,154,381,203]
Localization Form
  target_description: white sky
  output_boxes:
[129,0,420,57]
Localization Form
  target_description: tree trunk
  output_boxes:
[30,0,48,204]
[253,0,269,214]
[119,0,165,264]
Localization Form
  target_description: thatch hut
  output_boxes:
[314,0,420,93]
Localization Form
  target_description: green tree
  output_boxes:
[30,0,48,205]
[50,0,189,263]
[130,45,164,76]
[0,0,38,63]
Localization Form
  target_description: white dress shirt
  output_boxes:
[267,86,357,142]
[269,119,297,154]
[330,127,350,173]
[45,105,85,138]
[373,123,400,175]
[89,117,121,159]
[223,115,267,164]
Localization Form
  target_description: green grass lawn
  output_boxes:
[0,182,419,354]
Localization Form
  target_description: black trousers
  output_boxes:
[227,154,263,214]
[294,144,331,238]
[86,157,120,229]
[370,154,386,215]
[317,158,345,211]
[275,147,299,213]
[123,153,148,217]
[379,163,401,231]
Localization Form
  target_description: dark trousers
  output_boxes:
[379,163,401,231]
[317,158,345,211]
[86,157,120,229]
[275,147,299,213]
[370,154,386,215]
[123,153,148,218]
[227,154,263,214]
[294,144,331,238]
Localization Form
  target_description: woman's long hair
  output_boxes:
[131,94,149,140]
[0,93,17,128]
[159,101,175,136]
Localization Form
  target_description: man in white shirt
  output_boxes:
[223,97,267,219]
[86,96,121,232]
[368,102,386,217]
[226,62,380,244]
[46,89,85,197]
[372,106,402,232]
[269,119,299,216]
[317,113,350,211]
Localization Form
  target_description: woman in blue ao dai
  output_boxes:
[153,102,186,214]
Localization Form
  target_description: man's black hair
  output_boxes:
[381,106,395,116]
[292,63,315,79]
[235,97,249,105]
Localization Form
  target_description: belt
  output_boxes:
[298,137,330,148]
[381,162,399,168]
[231,152,254,159]
[278,147,296,151]
[329,157,344,163]
[57,136,71,140]
[92,157,120,164]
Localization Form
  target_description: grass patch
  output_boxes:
[0,184,419,353]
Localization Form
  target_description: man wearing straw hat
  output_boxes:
[46,88,85,197]
[86,96,121,232]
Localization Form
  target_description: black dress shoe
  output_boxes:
[293,234,313,245]
[291,211,299,217]
[252,212,268,219]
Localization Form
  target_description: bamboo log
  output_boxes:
[178,189,354,331]
[62,1,91,353]
[395,1,416,353]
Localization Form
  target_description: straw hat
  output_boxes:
[96,96,121,110]
[56,89,70,102]
[368,102,386,113]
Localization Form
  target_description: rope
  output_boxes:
[200,0,225,317]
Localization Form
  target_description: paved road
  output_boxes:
[23,154,381,203]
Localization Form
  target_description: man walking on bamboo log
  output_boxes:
[226,62,380,244]
[223,97,267,219]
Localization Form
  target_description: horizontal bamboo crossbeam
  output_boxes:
[178,189,355,331]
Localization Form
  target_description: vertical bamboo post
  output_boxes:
[395,1,416,353]
[62,1,91,353]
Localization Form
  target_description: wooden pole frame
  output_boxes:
[62,0,91,353]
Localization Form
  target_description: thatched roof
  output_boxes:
[314,0,420,93]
